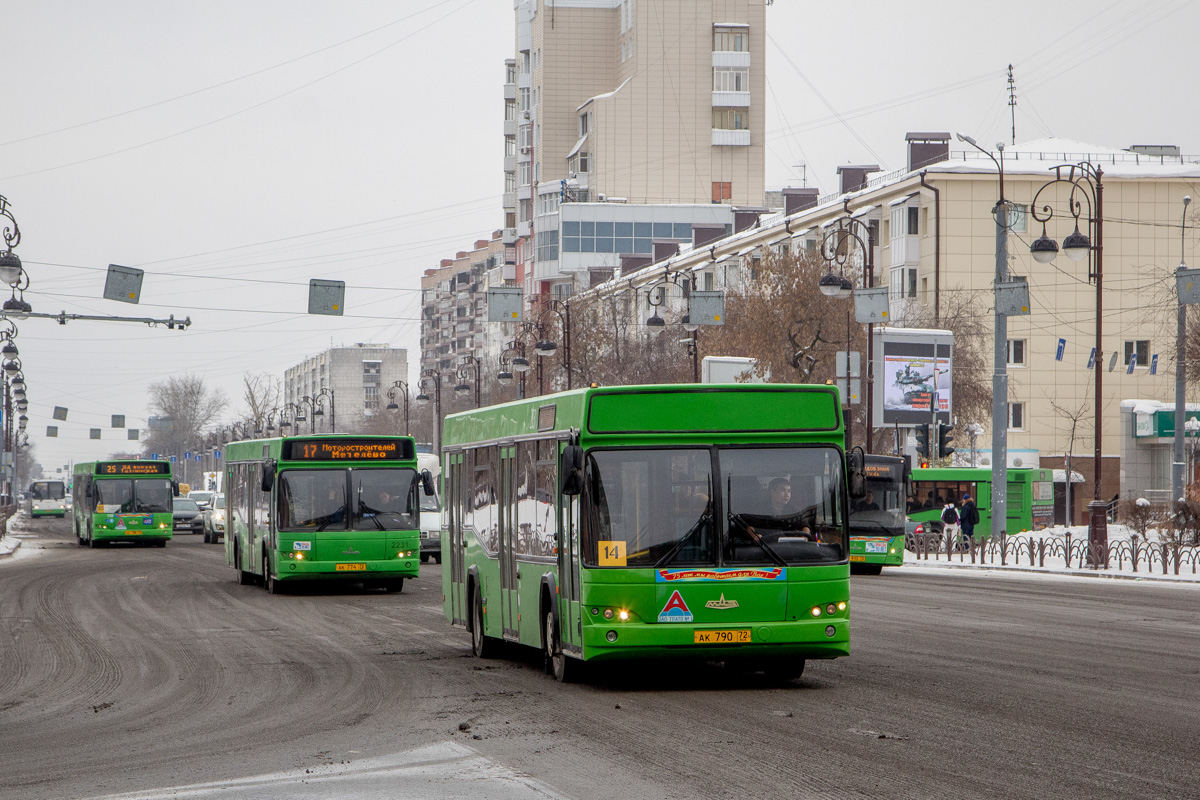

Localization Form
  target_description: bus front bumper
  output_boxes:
[579,618,849,662]
[274,558,420,581]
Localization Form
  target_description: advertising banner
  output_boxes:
[873,327,953,426]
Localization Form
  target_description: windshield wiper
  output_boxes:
[316,507,347,532]
[654,512,712,568]
[728,513,787,567]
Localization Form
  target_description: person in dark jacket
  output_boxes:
[960,494,980,541]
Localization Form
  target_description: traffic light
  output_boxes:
[915,423,931,459]
[938,422,955,459]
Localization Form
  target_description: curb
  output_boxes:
[902,559,1200,585]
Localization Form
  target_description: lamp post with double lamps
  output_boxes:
[498,340,531,399]
[312,387,336,433]
[385,380,411,435]
[414,369,443,453]
[1030,161,1106,566]
[819,217,878,451]
[454,355,482,408]
[531,296,572,391]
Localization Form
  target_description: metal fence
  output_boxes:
[906,530,1200,576]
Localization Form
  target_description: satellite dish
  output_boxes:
[1013,458,1023,467]
[981,458,990,465]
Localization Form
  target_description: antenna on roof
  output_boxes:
[792,163,808,187]
[1007,64,1017,146]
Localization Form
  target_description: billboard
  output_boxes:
[873,327,953,426]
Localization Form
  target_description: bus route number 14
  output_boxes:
[598,540,627,567]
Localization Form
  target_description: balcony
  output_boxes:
[712,129,751,146]
[712,91,750,108]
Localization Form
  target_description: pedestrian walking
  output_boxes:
[940,501,960,549]
[960,494,980,543]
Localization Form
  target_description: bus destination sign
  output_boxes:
[97,461,171,475]
[283,438,414,462]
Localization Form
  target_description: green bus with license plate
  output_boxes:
[441,383,859,682]
[223,434,434,593]
[72,461,175,547]
[848,455,908,574]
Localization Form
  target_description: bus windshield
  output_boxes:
[850,476,906,533]
[94,479,172,513]
[31,482,66,500]
[584,446,846,568]
[277,468,419,532]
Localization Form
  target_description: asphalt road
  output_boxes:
[1,515,1197,800]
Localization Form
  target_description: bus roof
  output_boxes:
[911,466,1053,481]
[442,383,843,449]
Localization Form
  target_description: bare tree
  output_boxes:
[1050,398,1090,526]
[242,372,281,430]
[142,375,228,460]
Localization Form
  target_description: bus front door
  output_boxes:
[498,446,518,640]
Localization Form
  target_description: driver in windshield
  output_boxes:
[734,478,813,545]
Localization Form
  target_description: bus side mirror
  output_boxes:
[260,461,276,493]
[561,444,584,496]
[847,448,866,499]
[171,480,180,497]
[420,469,436,496]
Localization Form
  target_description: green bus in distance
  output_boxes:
[29,480,68,518]
[908,466,1055,539]
[441,384,859,683]
[848,455,908,574]
[223,434,435,593]
[72,461,174,547]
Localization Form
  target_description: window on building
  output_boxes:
[1125,339,1149,367]
[579,112,589,137]
[713,26,748,52]
[1007,203,1028,233]
[505,100,516,121]
[712,109,749,130]
[712,181,732,203]
[506,62,516,84]
[1008,402,1025,430]
[907,268,917,298]
[519,87,530,113]
[908,206,920,235]
[1007,339,1026,366]
[713,67,749,92]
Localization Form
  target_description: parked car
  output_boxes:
[172,497,204,535]
[202,494,225,544]
[188,490,216,510]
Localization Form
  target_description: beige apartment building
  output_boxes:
[283,344,409,433]
[505,0,767,293]
[580,134,1199,519]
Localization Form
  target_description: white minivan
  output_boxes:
[418,452,442,563]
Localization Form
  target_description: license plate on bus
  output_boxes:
[694,629,750,644]
[849,555,866,562]
[124,531,142,536]
[336,563,366,571]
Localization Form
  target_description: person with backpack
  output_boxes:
[960,494,980,542]
[940,501,960,548]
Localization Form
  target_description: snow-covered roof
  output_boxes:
[929,136,1200,179]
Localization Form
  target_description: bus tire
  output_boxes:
[384,578,404,593]
[235,547,253,585]
[544,608,578,683]
[76,522,85,547]
[264,552,280,594]
[470,586,497,659]
[762,657,806,685]
[154,540,166,548]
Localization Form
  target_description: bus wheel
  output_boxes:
[235,548,253,585]
[264,553,280,594]
[471,587,497,659]
[76,523,85,547]
[384,578,404,593]
[544,609,578,683]
[154,540,166,548]
[762,658,806,685]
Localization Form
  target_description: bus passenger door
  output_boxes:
[446,453,465,625]
[560,488,581,654]
[498,446,518,639]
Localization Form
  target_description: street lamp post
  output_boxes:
[498,340,530,399]
[957,132,1011,541]
[1030,160,1106,566]
[533,296,572,390]
[455,355,481,408]
[415,368,443,453]
[312,387,336,433]
[1186,417,1200,494]
[385,380,411,435]
[820,218,876,451]
[1172,196,1193,513]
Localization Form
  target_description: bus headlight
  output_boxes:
[618,610,629,621]
[811,606,822,617]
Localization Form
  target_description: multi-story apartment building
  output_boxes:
[575,133,1199,520]
[419,232,509,400]
[283,344,408,432]
[505,0,767,296]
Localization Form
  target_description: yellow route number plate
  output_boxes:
[336,563,367,571]
[849,555,866,562]
[694,629,751,644]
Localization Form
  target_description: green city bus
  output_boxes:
[848,455,908,574]
[441,383,858,682]
[224,434,433,593]
[29,480,68,518]
[908,466,1055,538]
[72,461,175,547]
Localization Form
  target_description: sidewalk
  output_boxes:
[902,523,1200,585]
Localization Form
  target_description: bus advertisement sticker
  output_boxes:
[656,567,784,582]
[293,541,312,551]
[658,590,693,623]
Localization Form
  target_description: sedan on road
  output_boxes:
[201,494,225,544]
[172,497,204,535]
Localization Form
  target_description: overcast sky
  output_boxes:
[3,0,1196,473]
